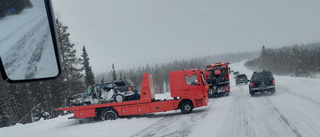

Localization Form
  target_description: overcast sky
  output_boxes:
[51,0,320,73]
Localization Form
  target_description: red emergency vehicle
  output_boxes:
[205,62,230,97]
[56,69,209,120]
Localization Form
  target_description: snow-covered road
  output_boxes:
[1,60,320,137]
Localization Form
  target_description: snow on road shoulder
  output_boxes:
[0,113,162,137]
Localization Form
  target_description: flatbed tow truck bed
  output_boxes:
[56,70,209,120]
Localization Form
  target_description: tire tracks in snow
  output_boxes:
[238,83,317,137]
[263,99,303,137]
[219,84,306,137]
[131,109,208,137]
[0,13,44,46]
[216,85,277,137]
[266,87,320,137]
[3,16,49,78]
[277,86,320,105]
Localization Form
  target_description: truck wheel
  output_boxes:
[180,101,193,114]
[101,108,118,121]
[114,94,124,102]
[208,89,213,97]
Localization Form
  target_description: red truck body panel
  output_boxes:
[56,70,208,119]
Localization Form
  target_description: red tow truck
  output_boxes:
[205,62,230,97]
[56,69,209,120]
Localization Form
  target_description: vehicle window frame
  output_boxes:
[185,74,200,86]
[201,75,206,86]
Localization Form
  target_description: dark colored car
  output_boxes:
[68,79,139,106]
[235,74,248,85]
[100,79,138,102]
[68,93,89,106]
[233,71,240,78]
[249,70,275,96]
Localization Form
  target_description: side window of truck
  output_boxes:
[185,74,199,85]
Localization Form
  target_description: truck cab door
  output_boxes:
[184,74,204,98]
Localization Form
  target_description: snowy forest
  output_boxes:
[0,18,257,127]
[245,43,320,77]
[0,0,33,18]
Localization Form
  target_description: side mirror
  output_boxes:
[0,0,61,83]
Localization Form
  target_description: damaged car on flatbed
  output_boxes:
[68,79,139,106]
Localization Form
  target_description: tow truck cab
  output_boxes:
[56,69,209,120]
[170,69,209,103]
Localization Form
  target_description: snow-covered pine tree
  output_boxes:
[112,63,117,80]
[81,45,95,87]
[55,18,84,97]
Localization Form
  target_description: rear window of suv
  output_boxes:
[236,74,247,78]
[252,72,273,80]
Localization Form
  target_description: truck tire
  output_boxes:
[114,94,124,102]
[101,108,118,121]
[208,89,214,97]
[180,101,193,114]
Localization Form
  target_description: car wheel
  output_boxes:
[270,88,276,94]
[250,91,255,97]
[114,94,124,102]
[180,101,193,114]
[101,108,118,121]
[225,92,230,96]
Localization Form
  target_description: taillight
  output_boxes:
[251,82,254,87]
[272,80,275,85]
[128,86,133,91]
